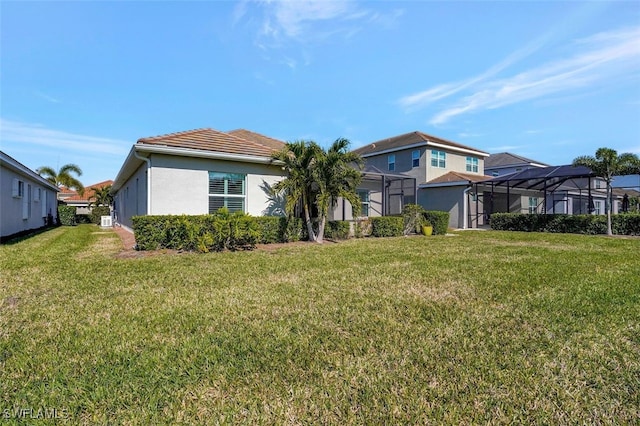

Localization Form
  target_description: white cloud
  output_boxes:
[399,26,640,125]
[244,1,401,52]
[0,118,129,156]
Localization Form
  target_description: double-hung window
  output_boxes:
[209,172,245,213]
[528,197,538,214]
[411,150,420,168]
[466,156,479,173]
[355,190,370,217]
[12,179,24,198]
[431,150,446,168]
[388,154,395,171]
[594,200,603,215]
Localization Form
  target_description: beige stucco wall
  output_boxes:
[150,154,285,216]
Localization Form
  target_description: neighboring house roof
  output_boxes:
[113,128,286,192]
[420,171,490,188]
[59,180,113,203]
[353,131,489,158]
[485,152,549,169]
[0,151,60,192]
[227,129,286,151]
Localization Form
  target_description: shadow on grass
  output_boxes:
[0,225,62,245]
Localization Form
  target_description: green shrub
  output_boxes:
[402,204,427,235]
[90,206,111,224]
[58,205,76,226]
[75,214,92,224]
[490,213,640,236]
[132,213,305,252]
[354,219,372,238]
[423,211,450,235]
[325,221,350,240]
[370,216,403,237]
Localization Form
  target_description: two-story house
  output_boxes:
[351,131,489,228]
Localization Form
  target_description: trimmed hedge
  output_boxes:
[58,205,76,226]
[370,216,403,237]
[325,221,350,240]
[490,213,640,236]
[423,211,450,235]
[133,213,305,252]
[90,206,111,224]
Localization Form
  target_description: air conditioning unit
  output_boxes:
[101,216,113,227]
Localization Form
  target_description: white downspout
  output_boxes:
[463,185,472,229]
[133,150,152,215]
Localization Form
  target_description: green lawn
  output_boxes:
[1,225,638,424]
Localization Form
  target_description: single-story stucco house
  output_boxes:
[1,151,59,241]
[111,128,289,230]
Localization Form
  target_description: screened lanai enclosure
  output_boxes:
[468,165,611,228]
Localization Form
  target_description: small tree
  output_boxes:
[89,185,113,207]
[37,163,84,195]
[272,138,364,243]
[573,148,639,236]
[314,138,363,243]
[272,141,323,241]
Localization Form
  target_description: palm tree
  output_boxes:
[314,138,363,243]
[272,141,323,241]
[89,185,113,207]
[573,148,639,236]
[36,163,85,196]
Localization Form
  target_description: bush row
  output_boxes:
[423,211,450,235]
[58,205,112,226]
[132,209,451,252]
[490,213,640,235]
[133,212,306,252]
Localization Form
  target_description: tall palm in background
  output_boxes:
[314,138,363,243]
[37,163,85,196]
[573,148,639,235]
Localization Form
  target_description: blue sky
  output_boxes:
[1,1,639,186]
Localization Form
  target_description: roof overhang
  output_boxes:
[0,151,60,192]
[359,140,489,158]
[112,144,282,192]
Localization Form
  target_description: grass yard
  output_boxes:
[1,225,639,424]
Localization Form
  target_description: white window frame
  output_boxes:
[431,150,446,168]
[12,179,24,198]
[208,172,246,213]
[411,150,420,168]
[594,200,603,215]
[466,156,479,173]
[388,154,395,171]
[355,190,370,217]
[528,197,538,214]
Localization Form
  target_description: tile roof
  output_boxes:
[425,171,490,185]
[485,152,549,168]
[353,131,489,157]
[227,129,286,151]
[137,128,280,158]
[60,180,114,202]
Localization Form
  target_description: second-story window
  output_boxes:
[431,150,446,168]
[412,150,420,168]
[466,156,479,173]
[388,154,395,171]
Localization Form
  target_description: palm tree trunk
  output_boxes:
[303,204,316,242]
[316,215,326,244]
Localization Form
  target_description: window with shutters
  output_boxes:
[12,179,24,198]
[208,172,246,213]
